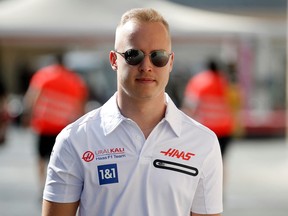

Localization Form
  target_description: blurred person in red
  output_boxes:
[182,59,235,161]
[23,54,88,192]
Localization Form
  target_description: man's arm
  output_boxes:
[191,213,221,216]
[22,86,41,127]
[42,200,79,216]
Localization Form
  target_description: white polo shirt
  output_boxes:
[44,93,223,215]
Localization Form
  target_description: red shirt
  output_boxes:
[29,64,88,135]
[184,70,234,137]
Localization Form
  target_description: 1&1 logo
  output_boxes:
[97,164,119,185]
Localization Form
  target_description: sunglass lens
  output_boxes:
[151,51,169,67]
[125,49,144,65]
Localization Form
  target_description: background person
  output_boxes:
[23,54,88,193]
[182,58,235,161]
[42,9,223,216]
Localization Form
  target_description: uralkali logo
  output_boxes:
[160,148,195,161]
[95,148,126,160]
[96,148,125,155]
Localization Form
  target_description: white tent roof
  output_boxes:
[0,0,285,39]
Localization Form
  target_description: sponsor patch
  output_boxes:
[160,148,195,161]
[97,163,119,185]
[95,148,126,161]
[82,151,94,162]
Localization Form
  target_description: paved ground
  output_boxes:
[223,136,288,216]
[0,126,288,216]
[0,126,40,216]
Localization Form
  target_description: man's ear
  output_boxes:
[169,52,174,73]
[109,51,118,71]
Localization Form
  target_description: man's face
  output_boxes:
[110,21,174,101]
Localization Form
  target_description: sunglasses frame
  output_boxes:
[114,49,172,67]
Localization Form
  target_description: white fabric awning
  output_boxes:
[0,0,285,39]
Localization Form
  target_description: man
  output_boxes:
[23,54,88,193]
[42,8,223,216]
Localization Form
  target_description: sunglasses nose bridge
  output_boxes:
[141,53,152,65]
[138,54,153,70]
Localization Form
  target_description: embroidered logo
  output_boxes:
[82,151,94,162]
[95,148,126,160]
[97,163,119,185]
[160,148,195,161]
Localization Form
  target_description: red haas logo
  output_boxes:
[82,151,95,162]
[160,148,195,161]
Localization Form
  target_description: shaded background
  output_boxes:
[0,0,286,137]
[0,0,287,215]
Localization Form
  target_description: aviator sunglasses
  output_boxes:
[115,49,172,67]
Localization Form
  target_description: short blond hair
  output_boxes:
[117,8,170,34]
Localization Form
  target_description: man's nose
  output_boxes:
[139,55,152,72]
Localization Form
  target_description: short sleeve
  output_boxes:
[191,137,223,214]
[43,130,83,203]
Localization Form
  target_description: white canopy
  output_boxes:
[0,0,285,39]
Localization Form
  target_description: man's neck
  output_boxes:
[117,93,167,138]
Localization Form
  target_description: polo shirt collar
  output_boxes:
[100,93,124,136]
[100,92,182,137]
[164,93,182,137]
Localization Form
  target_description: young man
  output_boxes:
[42,8,223,216]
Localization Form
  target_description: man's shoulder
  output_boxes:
[63,107,102,133]
[180,110,217,138]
